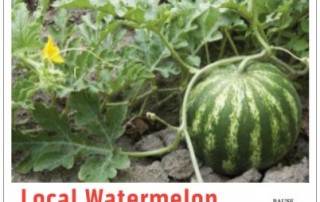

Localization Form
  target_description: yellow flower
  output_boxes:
[42,35,64,64]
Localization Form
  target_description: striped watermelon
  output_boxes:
[187,62,302,176]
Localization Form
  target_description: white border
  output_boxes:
[3,0,318,202]
[1,0,4,201]
[4,0,11,199]
[315,0,319,200]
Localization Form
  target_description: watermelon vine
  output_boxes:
[12,0,309,182]
[116,0,309,182]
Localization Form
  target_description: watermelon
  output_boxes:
[187,62,302,176]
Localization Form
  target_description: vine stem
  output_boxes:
[15,55,42,70]
[183,126,203,182]
[238,50,267,72]
[222,1,271,54]
[104,101,129,106]
[147,112,179,130]
[156,31,198,74]
[270,56,309,76]
[268,46,309,76]
[58,47,117,68]
[205,44,211,64]
[218,36,227,59]
[121,128,182,157]
[139,97,148,116]
[120,112,181,157]
[135,88,156,101]
[158,87,182,92]
[224,28,239,56]
[252,25,270,53]
[250,0,270,52]
[152,92,179,109]
[271,46,309,65]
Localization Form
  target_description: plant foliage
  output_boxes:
[12,0,308,182]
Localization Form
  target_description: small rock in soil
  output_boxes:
[161,149,194,180]
[12,68,28,83]
[285,136,309,165]
[263,157,309,182]
[196,166,229,182]
[130,156,156,167]
[301,111,309,137]
[59,167,81,182]
[147,161,170,182]
[228,168,262,183]
[116,136,135,152]
[154,128,179,147]
[49,172,64,182]
[112,161,169,182]
[32,90,52,106]
[69,9,88,24]
[12,171,41,182]
[134,135,164,151]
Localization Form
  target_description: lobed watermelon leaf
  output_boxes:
[47,9,73,46]
[68,91,128,141]
[13,95,129,181]
[12,3,42,55]
[13,104,78,173]
[78,150,130,182]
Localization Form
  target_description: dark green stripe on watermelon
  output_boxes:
[187,63,302,176]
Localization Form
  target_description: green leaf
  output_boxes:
[12,103,128,181]
[53,0,125,16]
[77,14,99,46]
[255,0,285,15]
[186,55,201,67]
[12,71,39,110]
[12,104,77,172]
[105,105,128,139]
[90,0,108,7]
[68,91,128,141]
[78,150,130,182]
[196,6,222,41]
[106,105,127,127]
[78,155,115,182]
[12,3,41,55]
[68,91,107,136]
[12,131,78,173]
[33,0,51,20]
[53,0,92,8]
[130,30,170,67]
[33,145,75,171]
[48,9,72,45]
[111,150,131,169]
[12,74,38,104]
[33,103,70,134]
[301,19,309,33]
[122,61,155,81]
[95,59,155,95]
[163,2,223,62]
[13,137,75,174]
[154,62,180,78]
[287,38,309,52]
